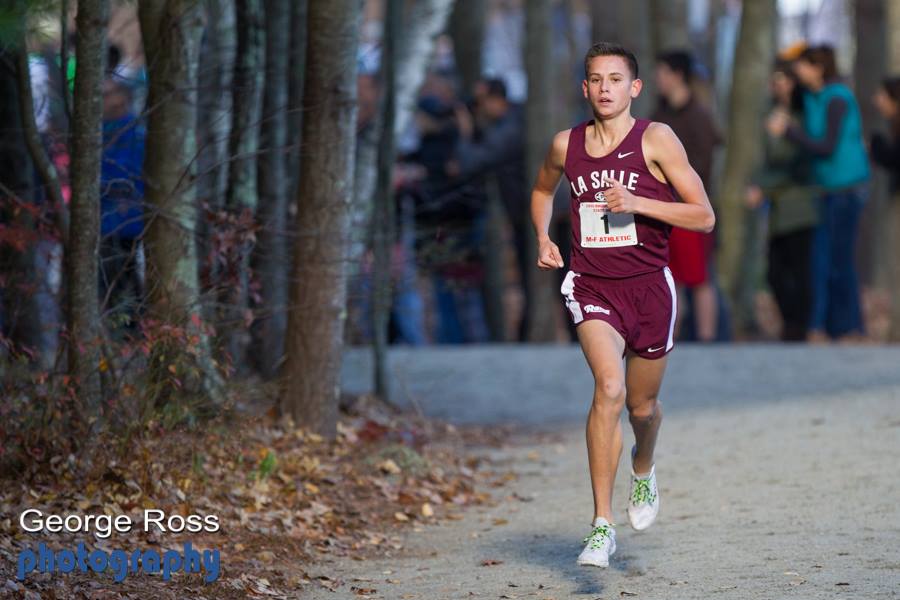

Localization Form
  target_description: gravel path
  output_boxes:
[312,345,900,599]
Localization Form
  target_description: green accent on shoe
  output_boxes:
[630,477,657,505]
[582,524,614,550]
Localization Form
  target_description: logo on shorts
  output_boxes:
[584,304,611,315]
[647,346,665,353]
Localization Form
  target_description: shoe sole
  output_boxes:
[577,559,609,567]
[577,542,616,567]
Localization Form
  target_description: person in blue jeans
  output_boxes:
[768,45,870,342]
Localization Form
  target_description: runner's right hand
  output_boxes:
[537,239,564,270]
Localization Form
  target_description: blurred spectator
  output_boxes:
[871,77,900,188]
[409,94,489,343]
[652,50,724,342]
[770,44,870,341]
[450,78,530,340]
[746,61,819,341]
[100,77,146,329]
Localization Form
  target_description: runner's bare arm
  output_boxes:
[603,123,715,232]
[531,130,569,269]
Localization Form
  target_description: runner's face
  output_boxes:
[583,56,641,118]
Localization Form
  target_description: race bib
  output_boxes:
[579,192,638,248]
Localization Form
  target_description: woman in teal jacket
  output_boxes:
[770,45,869,341]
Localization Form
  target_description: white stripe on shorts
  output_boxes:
[560,270,583,324]
[663,266,677,351]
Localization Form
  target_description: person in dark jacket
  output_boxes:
[871,77,900,189]
[412,95,489,343]
[651,51,724,342]
[450,78,531,340]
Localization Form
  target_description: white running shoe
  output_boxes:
[626,446,659,531]
[576,517,617,567]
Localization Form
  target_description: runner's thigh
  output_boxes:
[577,319,627,393]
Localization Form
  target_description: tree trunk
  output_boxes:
[286,0,308,204]
[887,0,900,340]
[66,0,108,413]
[220,0,264,370]
[592,0,620,44]
[280,0,361,436]
[448,0,485,95]
[393,1,456,141]
[449,0,498,340]
[650,0,689,52]
[525,0,558,342]
[196,0,235,278]
[853,0,887,290]
[715,0,776,333]
[251,0,290,378]
[372,0,401,403]
[139,0,223,405]
[15,51,68,246]
[620,0,655,117]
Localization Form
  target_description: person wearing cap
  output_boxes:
[767,44,870,342]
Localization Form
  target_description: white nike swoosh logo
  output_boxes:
[647,346,664,353]
[618,151,634,159]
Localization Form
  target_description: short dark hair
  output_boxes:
[657,50,693,84]
[584,42,639,80]
[799,45,838,81]
[483,78,507,100]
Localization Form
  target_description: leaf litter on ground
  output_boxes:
[0,390,528,598]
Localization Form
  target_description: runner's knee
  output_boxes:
[592,377,625,406]
[628,398,661,425]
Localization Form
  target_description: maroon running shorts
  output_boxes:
[560,267,677,359]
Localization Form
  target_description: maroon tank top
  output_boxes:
[565,118,676,279]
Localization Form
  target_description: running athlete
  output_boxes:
[529,43,715,567]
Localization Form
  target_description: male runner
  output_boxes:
[529,42,715,567]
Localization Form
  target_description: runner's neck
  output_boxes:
[588,115,636,153]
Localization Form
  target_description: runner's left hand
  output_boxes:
[602,176,642,214]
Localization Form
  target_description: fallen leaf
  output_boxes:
[481,559,503,566]
[394,512,410,522]
[351,586,377,595]
[421,503,434,517]
[378,459,402,475]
